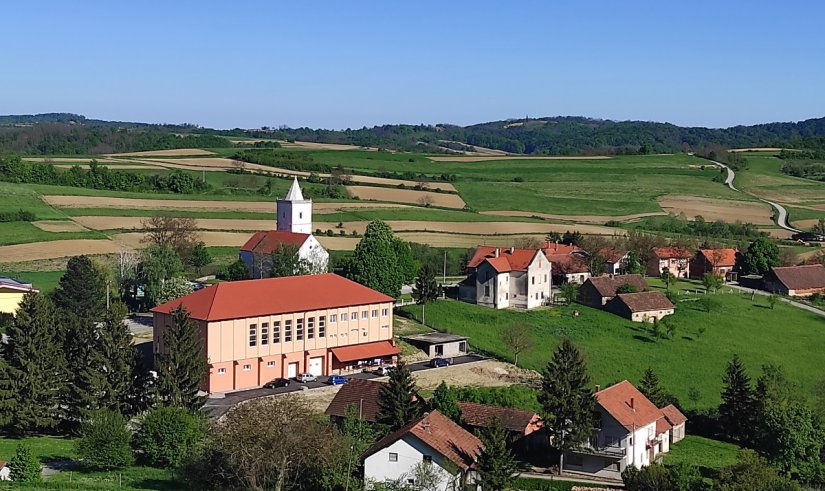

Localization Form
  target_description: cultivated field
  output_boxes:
[346,186,467,208]
[481,210,666,224]
[32,220,90,232]
[657,195,774,224]
[106,148,216,157]
[0,239,123,263]
[427,155,613,162]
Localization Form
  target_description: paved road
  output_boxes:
[727,283,825,317]
[708,159,800,233]
[203,354,487,419]
[521,471,623,488]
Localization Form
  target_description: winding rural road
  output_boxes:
[708,160,801,233]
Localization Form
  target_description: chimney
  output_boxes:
[509,247,515,254]
[495,248,500,258]
[629,397,635,409]
[594,384,601,392]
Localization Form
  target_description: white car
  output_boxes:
[296,373,317,383]
[373,365,394,376]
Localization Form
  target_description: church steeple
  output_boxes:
[276,178,312,233]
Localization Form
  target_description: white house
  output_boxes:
[239,178,329,278]
[459,246,552,309]
[363,410,483,490]
[565,381,683,480]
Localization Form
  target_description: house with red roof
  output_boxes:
[151,273,397,393]
[565,381,686,480]
[239,178,329,279]
[646,247,692,278]
[363,410,483,489]
[763,264,825,297]
[691,248,739,282]
[457,401,544,454]
[600,248,631,275]
[459,246,552,309]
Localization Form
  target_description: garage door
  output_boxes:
[287,362,298,378]
[308,357,324,376]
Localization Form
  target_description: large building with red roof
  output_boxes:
[151,273,397,393]
[239,178,329,279]
[646,246,692,278]
[691,248,740,282]
[459,246,552,309]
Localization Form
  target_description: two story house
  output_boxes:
[565,381,682,480]
[691,248,739,282]
[459,246,552,309]
[646,247,692,278]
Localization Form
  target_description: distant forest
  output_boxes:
[2,112,825,156]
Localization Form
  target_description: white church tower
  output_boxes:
[277,178,313,234]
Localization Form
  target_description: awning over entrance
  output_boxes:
[331,340,400,363]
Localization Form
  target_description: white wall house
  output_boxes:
[461,246,551,310]
[363,411,483,490]
[239,178,329,278]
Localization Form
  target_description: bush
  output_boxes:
[135,406,207,469]
[75,409,134,470]
[0,209,36,222]
[8,444,42,483]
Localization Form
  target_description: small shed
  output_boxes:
[403,332,468,358]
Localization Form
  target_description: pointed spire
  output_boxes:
[285,177,304,201]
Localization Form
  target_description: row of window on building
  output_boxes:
[248,309,390,347]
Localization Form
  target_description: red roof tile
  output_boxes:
[613,291,674,313]
[151,273,395,321]
[467,246,543,273]
[540,242,581,255]
[331,340,400,363]
[457,402,540,435]
[240,230,310,254]
[767,264,825,291]
[596,380,663,432]
[660,404,688,427]
[698,248,737,267]
[325,379,384,422]
[546,253,590,274]
[363,410,483,470]
[586,274,648,297]
[652,247,693,259]
[599,248,629,264]
[656,417,672,435]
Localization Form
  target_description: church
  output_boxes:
[239,178,330,278]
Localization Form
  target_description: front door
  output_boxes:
[287,362,298,378]
[308,357,323,376]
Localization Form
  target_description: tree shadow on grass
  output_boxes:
[681,336,694,341]
[752,304,772,309]
[133,479,184,491]
[633,334,656,343]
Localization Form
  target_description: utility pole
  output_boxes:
[442,250,447,299]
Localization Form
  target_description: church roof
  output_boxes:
[284,177,305,201]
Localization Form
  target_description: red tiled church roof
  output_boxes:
[363,410,483,470]
[240,230,310,254]
[151,273,394,321]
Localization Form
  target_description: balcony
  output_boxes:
[577,438,627,459]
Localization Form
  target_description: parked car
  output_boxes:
[328,375,349,385]
[373,366,392,376]
[263,378,290,389]
[296,373,317,383]
[429,358,450,368]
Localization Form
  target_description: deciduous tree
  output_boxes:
[347,220,410,297]
[540,339,595,474]
[75,409,134,470]
[742,237,780,275]
[226,258,250,281]
[558,282,580,305]
[189,241,212,274]
[412,263,439,324]
[139,244,184,307]
[141,215,200,259]
[702,273,724,293]
[502,322,532,367]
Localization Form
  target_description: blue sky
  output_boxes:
[2,1,824,129]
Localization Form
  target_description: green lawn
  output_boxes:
[400,283,825,409]
[735,152,825,206]
[0,183,69,220]
[0,270,64,294]
[664,435,740,473]
[0,222,105,246]
[0,435,76,462]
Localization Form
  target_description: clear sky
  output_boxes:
[2,0,824,129]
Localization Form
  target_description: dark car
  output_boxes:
[328,375,349,385]
[263,378,290,389]
[429,358,450,368]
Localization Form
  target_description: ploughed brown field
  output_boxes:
[427,155,612,162]
[346,186,467,208]
[31,220,90,232]
[105,148,216,157]
[0,240,123,263]
[657,195,774,225]
[481,210,666,224]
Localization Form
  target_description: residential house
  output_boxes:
[459,246,552,309]
[661,404,687,444]
[763,264,825,297]
[647,247,692,278]
[607,292,675,323]
[579,274,648,308]
[363,410,483,490]
[325,378,385,424]
[0,277,38,315]
[402,332,468,359]
[151,273,398,393]
[239,178,329,279]
[546,253,591,285]
[566,381,681,480]
[457,401,543,454]
[0,460,8,481]
[601,249,631,275]
[691,248,739,282]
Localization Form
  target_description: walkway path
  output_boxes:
[727,284,825,317]
[707,159,800,233]
[521,471,623,488]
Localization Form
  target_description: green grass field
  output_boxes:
[664,435,740,473]
[400,280,825,409]
[0,222,104,246]
[0,270,65,293]
[735,152,825,206]
[0,183,70,220]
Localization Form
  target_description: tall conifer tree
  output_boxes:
[540,339,595,474]
[376,362,420,431]
[155,306,208,411]
[476,418,519,491]
[719,354,756,443]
